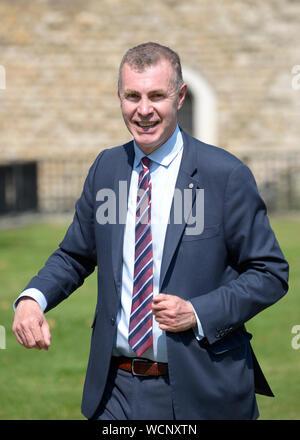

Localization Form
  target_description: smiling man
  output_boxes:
[118,55,186,153]
[13,42,289,420]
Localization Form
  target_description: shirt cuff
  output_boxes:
[188,301,204,340]
[13,288,48,312]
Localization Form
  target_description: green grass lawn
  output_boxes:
[247,216,300,420]
[0,216,299,419]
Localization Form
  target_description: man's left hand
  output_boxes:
[152,294,197,332]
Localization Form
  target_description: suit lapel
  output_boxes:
[159,133,203,291]
[111,141,134,297]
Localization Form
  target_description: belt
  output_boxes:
[112,356,168,377]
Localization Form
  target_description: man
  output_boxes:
[13,42,289,420]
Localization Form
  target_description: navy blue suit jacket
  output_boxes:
[25,131,289,419]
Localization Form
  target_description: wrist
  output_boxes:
[16,296,38,308]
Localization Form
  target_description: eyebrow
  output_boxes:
[123,89,166,95]
[124,89,139,94]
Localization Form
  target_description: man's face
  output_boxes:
[118,59,186,154]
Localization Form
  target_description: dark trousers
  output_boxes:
[92,361,175,420]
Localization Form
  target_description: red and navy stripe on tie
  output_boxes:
[128,157,154,356]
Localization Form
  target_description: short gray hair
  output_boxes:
[118,42,184,92]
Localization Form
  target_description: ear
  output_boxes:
[177,83,187,111]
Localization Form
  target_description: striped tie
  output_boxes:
[128,156,153,356]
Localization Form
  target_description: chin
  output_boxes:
[136,139,163,153]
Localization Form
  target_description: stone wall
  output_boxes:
[0,0,299,161]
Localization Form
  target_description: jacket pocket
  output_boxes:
[181,224,220,241]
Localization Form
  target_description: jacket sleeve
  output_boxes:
[189,162,289,345]
[22,152,104,313]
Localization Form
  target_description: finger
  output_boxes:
[152,294,168,303]
[12,320,24,345]
[154,312,172,324]
[152,296,170,311]
[41,321,51,349]
[18,322,47,350]
[18,325,34,348]
[158,323,170,331]
[30,321,46,350]
[157,320,179,332]
[19,319,43,349]
[152,301,167,312]
[22,326,40,349]
[15,328,26,346]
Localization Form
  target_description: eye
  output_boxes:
[125,93,140,101]
[151,93,165,100]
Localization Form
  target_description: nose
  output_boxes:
[137,97,153,117]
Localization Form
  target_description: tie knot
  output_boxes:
[141,156,151,169]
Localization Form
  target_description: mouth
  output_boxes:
[135,121,159,130]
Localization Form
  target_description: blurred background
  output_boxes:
[0,0,299,420]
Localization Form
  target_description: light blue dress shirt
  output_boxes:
[15,125,203,362]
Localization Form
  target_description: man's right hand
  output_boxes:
[12,297,51,350]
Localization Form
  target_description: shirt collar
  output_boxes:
[133,125,183,169]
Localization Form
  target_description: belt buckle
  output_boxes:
[131,358,150,376]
